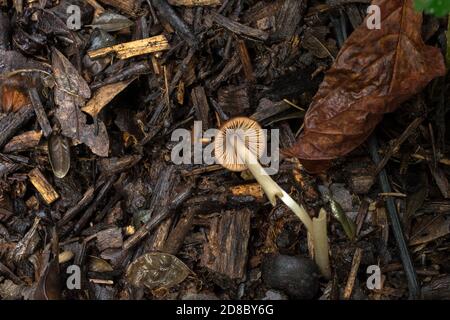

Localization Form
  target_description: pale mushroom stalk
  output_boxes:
[233,136,313,232]
[215,117,330,278]
[312,209,331,279]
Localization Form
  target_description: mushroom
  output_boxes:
[214,117,330,278]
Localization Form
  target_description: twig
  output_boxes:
[72,175,117,235]
[0,261,25,285]
[28,168,59,205]
[151,0,198,48]
[374,117,424,175]
[57,187,96,228]
[88,35,169,60]
[355,200,369,237]
[89,279,114,285]
[369,135,420,299]
[123,181,194,251]
[163,205,198,254]
[378,192,407,198]
[181,164,223,176]
[28,87,52,137]
[343,247,363,299]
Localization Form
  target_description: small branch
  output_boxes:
[28,168,59,205]
[88,35,170,60]
[72,176,117,235]
[123,179,194,250]
[152,0,198,48]
[343,247,363,299]
[28,87,52,137]
[374,117,424,175]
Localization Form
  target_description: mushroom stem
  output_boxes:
[220,120,330,278]
[312,209,331,279]
[233,137,313,232]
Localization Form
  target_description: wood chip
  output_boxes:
[3,130,42,153]
[82,78,135,117]
[237,39,256,83]
[96,227,123,251]
[200,209,251,280]
[218,85,250,117]
[163,208,196,255]
[28,168,59,205]
[86,0,106,15]
[422,276,450,300]
[229,183,264,199]
[0,104,34,148]
[97,0,137,15]
[88,35,170,60]
[274,0,306,40]
[191,86,210,128]
[211,11,269,41]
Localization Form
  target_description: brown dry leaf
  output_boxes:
[52,48,109,157]
[82,78,135,117]
[286,0,446,173]
[88,256,114,273]
[33,228,61,300]
[0,74,33,113]
[1,85,30,113]
[125,252,191,289]
[33,257,61,300]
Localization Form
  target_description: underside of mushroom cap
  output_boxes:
[214,117,266,171]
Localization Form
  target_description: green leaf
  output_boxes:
[415,0,450,17]
[329,198,356,241]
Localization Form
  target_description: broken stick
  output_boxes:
[343,247,363,300]
[88,35,170,60]
[168,0,220,6]
[28,168,59,205]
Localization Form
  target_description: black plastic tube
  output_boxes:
[369,135,420,299]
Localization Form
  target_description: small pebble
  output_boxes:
[330,183,354,212]
[262,254,320,299]
[263,290,288,300]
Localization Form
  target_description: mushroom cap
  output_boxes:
[214,117,266,172]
